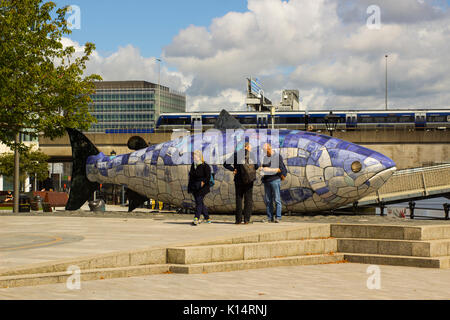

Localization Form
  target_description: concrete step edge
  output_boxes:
[0,247,167,277]
[336,237,450,243]
[170,238,337,249]
[181,224,332,246]
[338,238,450,257]
[0,264,170,289]
[342,253,450,268]
[331,224,450,241]
[168,253,347,274]
[167,240,338,264]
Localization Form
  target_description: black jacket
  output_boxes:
[224,150,259,185]
[42,177,54,191]
[188,162,211,197]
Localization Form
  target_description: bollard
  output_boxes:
[409,201,416,219]
[88,199,105,212]
[19,194,31,212]
[379,201,386,216]
[444,203,449,220]
[352,201,358,214]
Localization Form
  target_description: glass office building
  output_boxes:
[88,81,186,133]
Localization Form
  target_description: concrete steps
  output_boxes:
[3,223,450,288]
[169,253,345,274]
[332,224,450,269]
[331,224,450,240]
[338,238,450,257]
[0,247,167,277]
[167,239,338,264]
[0,224,343,288]
[0,253,347,288]
[165,237,344,274]
[163,225,343,274]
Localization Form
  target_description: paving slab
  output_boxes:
[2,208,450,299]
[0,215,315,270]
[2,263,450,300]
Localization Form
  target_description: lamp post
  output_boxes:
[270,106,276,130]
[110,150,116,205]
[324,111,339,137]
[385,54,388,111]
[155,58,162,127]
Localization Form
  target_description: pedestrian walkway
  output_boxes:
[0,215,307,269]
[2,214,450,299]
[356,164,450,206]
[1,263,450,300]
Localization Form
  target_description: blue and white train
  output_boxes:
[155,110,450,131]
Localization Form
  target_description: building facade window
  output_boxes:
[86,81,186,133]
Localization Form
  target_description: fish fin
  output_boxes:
[214,109,244,130]
[126,188,149,212]
[127,136,149,150]
[65,128,100,210]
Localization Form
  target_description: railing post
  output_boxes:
[409,201,416,219]
[420,172,428,196]
[444,203,449,220]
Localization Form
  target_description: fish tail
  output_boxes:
[65,128,101,210]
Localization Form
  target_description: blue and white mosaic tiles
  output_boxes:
[86,130,396,213]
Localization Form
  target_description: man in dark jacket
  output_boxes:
[259,143,287,223]
[188,150,211,226]
[224,142,259,224]
[41,172,54,191]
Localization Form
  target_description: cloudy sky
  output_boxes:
[57,0,450,111]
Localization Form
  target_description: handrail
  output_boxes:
[393,164,450,176]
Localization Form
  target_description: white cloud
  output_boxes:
[188,89,247,112]
[66,0,450,111]
[61,37,191,93]
[162,0,450,110]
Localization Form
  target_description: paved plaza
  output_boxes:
[1,206,450,300]
[0,213,308,269]
[1,262,450,300]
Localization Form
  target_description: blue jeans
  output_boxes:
[263,179,282,220]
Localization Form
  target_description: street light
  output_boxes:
[110,150,116,204]
[155,58,162,126]
[385,54,388,111]
[324,111,340,137]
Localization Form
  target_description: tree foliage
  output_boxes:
[0,0,101,150]
[0,147,49,183]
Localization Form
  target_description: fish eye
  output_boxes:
[351,161,362,173]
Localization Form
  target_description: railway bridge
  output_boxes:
[40,128,450,170]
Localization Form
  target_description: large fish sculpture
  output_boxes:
[65,111,396,213]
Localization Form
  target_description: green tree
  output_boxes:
[0,0,101,211]
[0,147,49,190]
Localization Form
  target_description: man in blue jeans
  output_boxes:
[259,143,287,223]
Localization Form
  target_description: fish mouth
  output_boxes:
[367,166,397,189]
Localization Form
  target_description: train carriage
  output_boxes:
[155,109,450,132]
